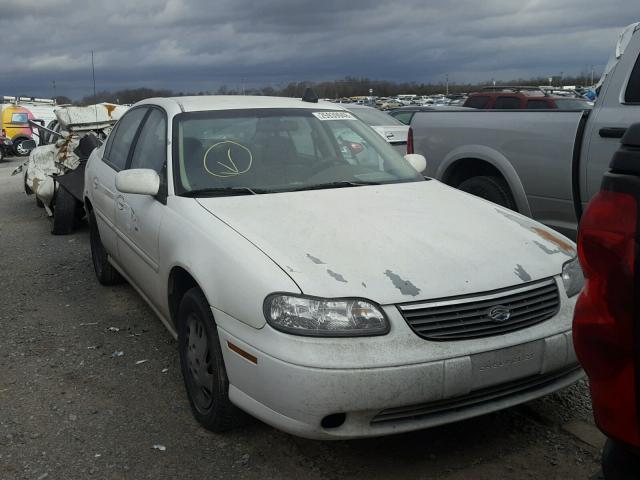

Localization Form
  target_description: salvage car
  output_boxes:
[13,103,127,234]
[84,94,583,439]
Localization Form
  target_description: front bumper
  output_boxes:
[214,283,581,439]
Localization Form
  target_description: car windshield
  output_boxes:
[346,107,404,127]
[173,109,422,195]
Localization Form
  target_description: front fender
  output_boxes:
[159,197,302,330]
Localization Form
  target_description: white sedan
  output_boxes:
[84,95,583,439]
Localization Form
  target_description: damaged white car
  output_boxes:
[84,94,584,439]
[12,103,127,234]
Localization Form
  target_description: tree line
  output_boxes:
[75,74,597,105]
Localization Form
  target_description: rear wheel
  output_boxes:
[13,138,32,157]
[178,287,243,432]
[458,175,517,210]
[51,187,78,235]
[88,209,123,285]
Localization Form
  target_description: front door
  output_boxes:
[91,107,149,258]
[114,107,168,309]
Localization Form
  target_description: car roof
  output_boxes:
[153,95,345,113]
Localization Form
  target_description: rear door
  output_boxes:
[114,107,168,307]
[582,33,640,207]
[89,107,148,258]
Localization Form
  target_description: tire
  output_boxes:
[88,209,123,285]
[602,439,640,480]
[0,147,4,162]
[178,287,243,433]
[13,138,32,157]
[457,175,517,210]
[51,187,78,235]
[23,170,33,195]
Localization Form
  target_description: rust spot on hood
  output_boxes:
[531,227,575,255]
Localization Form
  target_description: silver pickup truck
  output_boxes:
[410,23,640,239]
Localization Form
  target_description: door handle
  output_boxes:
[92,177,99,189]
[116,197,125,211]
[599,127,627,139]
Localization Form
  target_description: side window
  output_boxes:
[104,108,148,171]
[625,53,640,103]
[526,99,551,109]
[465,95,490,109]
[494,96,521,109]
[393,112,414,125]
[129,109,167,173]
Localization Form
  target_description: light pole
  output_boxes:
[445,74,449,96]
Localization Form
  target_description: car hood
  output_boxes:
[197,181,576,305]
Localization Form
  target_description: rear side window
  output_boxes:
[11,113,28,124]
[103,108,148,171]
[625,53,640,103]
[464,95,490,109]
[494,97,521,109]
[391,111,414,125]
[526,99,551,109]
[129,109,167,173]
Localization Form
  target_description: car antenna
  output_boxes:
[302,88,318,103]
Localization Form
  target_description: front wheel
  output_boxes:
[457,175,517,211]
[178,287,244,433]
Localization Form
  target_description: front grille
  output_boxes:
[398,278,560,341]
[371,366,581,425]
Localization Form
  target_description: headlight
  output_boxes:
[562,257,584,297]
[264,294,389,337]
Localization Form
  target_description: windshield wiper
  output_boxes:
[181,187,267,197]
[290,181,382,192]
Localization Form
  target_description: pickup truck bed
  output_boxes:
[409,22,640,240]
[412,109,589,238]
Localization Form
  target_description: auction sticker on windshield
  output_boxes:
[312,111,357,121]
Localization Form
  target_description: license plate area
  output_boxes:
[471,340,544,390]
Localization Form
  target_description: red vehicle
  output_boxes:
[463,87,592,110]
[573,123,640,479]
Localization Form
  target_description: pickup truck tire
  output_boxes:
[51,187,78,235]
[88,209,123,285]
[178,287,245,433]
[457,176,517,210]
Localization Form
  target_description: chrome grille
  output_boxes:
[371,366,581,425]
[398,278,560,341]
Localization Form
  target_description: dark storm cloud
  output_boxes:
[0,0,637,98]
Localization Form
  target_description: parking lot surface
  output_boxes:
[0,155,603,479]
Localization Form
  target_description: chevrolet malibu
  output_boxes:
[83,95,584,439]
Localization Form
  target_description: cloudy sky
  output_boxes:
[0,0,637,99]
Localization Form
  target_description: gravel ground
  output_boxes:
[0,155,602,479]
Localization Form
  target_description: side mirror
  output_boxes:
[115,169,160,196]
[404,153,427,173]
